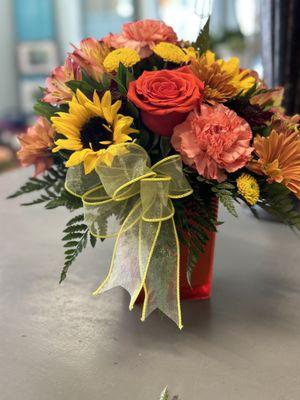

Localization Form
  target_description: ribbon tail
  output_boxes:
[140,217,183,329]
[92,202,148,305]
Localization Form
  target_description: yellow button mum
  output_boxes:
[103,48,140,72]
[153,42,191,64]
[237,174,260,206]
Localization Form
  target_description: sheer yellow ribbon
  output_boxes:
[65,143,193,329]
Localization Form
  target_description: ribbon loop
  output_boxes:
[140,177,174,222]
[152,156,193,198]
[95,143,154,201]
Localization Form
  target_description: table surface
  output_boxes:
[1,168,300,400]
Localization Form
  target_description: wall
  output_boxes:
[54,0,83,61]
[0,0,18,116]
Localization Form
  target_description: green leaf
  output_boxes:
[33,101,58,120]
[258,183,300,231]
[63,223,87,233]
[174,193,218,286]
[160,136,171,157]
[125,100,139,119]
[194,17,210,54]
[66,214,84,226]
[117,62,127,85]
[81,72,104,91]
[159,387,169,400]
[45,189,82,210]
[8,164,66,200]
[90,233,97,248]
[125,68,135,88]
[59,215,99,283]
[62,232,86,241]
[102,73,111,90]
[211,184,238,217]
[111,63,129,95]
[65,80,94,97]
[216,191,238,217]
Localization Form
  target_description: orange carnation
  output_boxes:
[171,104,253,182]
[103,19,178,58]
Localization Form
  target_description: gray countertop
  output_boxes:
[1,168,300,400]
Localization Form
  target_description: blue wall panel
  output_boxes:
[14,0,55,41]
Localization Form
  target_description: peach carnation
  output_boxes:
[171,104,253,182]
[17,117,55,176]
[103,19,178,58]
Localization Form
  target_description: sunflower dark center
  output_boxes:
[80,117,113,151]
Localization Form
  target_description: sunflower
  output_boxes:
[247,130,300,198]
[190,51,255,103]
[51,90,138,174]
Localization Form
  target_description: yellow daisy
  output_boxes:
[236,173,260,206]
[103,48,140,72]
[153,42,189,64]
[51,89,138,174]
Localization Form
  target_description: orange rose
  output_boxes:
[127,66,204,136]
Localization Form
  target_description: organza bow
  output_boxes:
[65,143,193,328]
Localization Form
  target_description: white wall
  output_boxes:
[0,0,18,116]
[54,0,83,61]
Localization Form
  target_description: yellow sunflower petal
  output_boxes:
[68,102,91,121]
[83,152,103,174]
[51,120,80,138]
[92,91,101,108]
[101,91,112,109]
[110,99,122,116]
[65,148,94,168]
[54,138,82,151]
[114,134,133,143]
[85,103,104,118]
[76,89,90,106]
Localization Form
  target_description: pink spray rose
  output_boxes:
[70,38,110,82]
[103,19,178,58]
[171,104,254,182]
[43,56,82,104]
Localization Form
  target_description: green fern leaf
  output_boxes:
[159,387,169,400]
[59,214,98,283]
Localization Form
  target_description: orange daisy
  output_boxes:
[247,130,300,198]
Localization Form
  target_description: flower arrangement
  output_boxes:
[10,19,300,329]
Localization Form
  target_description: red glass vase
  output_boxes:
[179,227,216,300]
[136,200,218,303]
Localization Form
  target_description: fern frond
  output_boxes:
[8,164,66,199]
[258,183,300,231]
[212,187,238,217]
[159,387,169,400]
[59,214,97,283]
[45,189,82,210]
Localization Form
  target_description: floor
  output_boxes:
[1,168,300,400]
